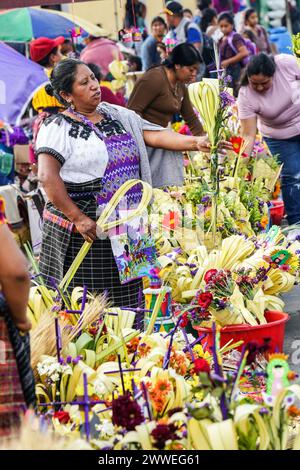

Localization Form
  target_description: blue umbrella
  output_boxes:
[0,8,90,42]
[0,42,48,125]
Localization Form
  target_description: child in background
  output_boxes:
[201,7,223,42]
[243,7,271,54]
[243,29,258,55]
[218,12,249,95]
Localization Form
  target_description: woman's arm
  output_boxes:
[143,130,211,152]
[240,117,258,156]
[222,45,249,67]
[38,154,97,242]
[0,225,31,332]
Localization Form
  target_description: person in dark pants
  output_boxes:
[238,53,300,239]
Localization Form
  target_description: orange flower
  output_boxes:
[138,343,152,357]
[127,337,140,354]
[260,215,269,229]
[154,379,172,394]
[287,405,300,417]
[230,136,244,154]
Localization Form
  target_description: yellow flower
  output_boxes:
[193,344,210,360]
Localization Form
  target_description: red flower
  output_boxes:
[204,269,218,284]
[112,391,144,430]
[151,423,179,450]
[230,136,244,154]
[193,358,210,375]
[53,411,70,424]
[197,292,213,309]
[179,312,189,328]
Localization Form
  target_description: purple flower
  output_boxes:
[223,75,233,86]
[220,91,235,108]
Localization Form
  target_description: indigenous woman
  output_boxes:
[36,59,212,307]
[128,43,204,188]
[0,198,31,437]
[238,53,300,239]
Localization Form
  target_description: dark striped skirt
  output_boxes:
[39,179,142,308]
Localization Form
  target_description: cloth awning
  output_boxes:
[0,0,96,8]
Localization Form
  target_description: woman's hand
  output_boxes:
[218,140,234,152]
[221,60,230,68]
[195,135,211,152]
[14,317,32,333]
[73,214,97,243]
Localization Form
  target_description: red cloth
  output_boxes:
[80,38,123,78]
[100,86,125,107]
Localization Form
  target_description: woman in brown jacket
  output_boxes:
[128,43,204,188]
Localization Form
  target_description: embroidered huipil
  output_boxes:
[35,111,143,300]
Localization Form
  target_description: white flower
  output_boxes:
[95,419,115,438]
[50,373,60,382]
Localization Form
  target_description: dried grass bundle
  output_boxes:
[0,415,91,450]
[30,294,107,375]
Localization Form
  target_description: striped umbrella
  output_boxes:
[0,7,107,42]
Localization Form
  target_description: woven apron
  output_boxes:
[39,116,143,307]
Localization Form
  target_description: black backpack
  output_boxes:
[184,22,216,74]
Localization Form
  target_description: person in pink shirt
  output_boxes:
[238,53,300,236]
[80,36,123,78]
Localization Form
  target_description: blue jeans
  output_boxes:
[264,135,300,225]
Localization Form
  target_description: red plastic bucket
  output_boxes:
[270,200,284,226]
[193,311,289,353]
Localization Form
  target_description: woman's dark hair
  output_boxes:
[86,62,102,82]
[218,12,235,25]
[243,29,256,43]
[240,53,276,87]
[183,8,193,16]
[164,43,202,68]
[201,7,217,32]
[37,46,58,67]
[45,58,86,106]
[151,16,167,28]
[198,0,212,12]
[244,7,256,24]
[128,55,142,71]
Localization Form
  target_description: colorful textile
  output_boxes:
[0,315,25,438]
[39,113,144,301]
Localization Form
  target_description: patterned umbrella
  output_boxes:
[0,42,48,125]
[0,7,106,42]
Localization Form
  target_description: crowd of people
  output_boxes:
[1,0,300,439]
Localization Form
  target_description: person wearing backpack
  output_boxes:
[242,8,272,54]
[218,12,250,95]
[164,1,203,51]
[164,1,205,78]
